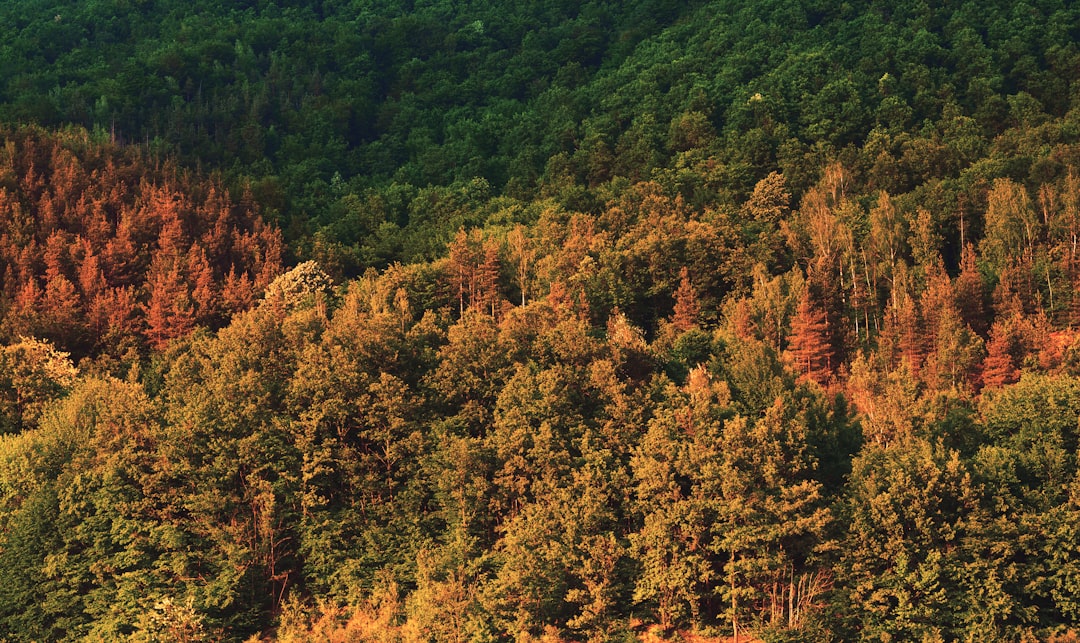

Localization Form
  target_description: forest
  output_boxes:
[1,0,1080,641]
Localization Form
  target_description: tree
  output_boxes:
[1040,471,1080,627]
[982,178,1039,267]
[919,263,985,391]
[868,190,905,283]
[188,245,219,325]
[742,172,790,226]
[1053,168,1080,269]
[955,244,988,337]
[158,302,303,634]
[262,260,334,311]
[981,321,1019,390]
[631,373,831,636]
[0,127,283,359]
[629,380,716,631]
[787,288,832,385]
[978,373,1080,509]
[40,273,84,350]
[0,485,68,639]
[92,286,142,355]
[428,311,514,432]
[222,267,255,315]
[707,396,832,640]
[143,260,195,351]
[878,283,926,376]
[672,267,700,332]
[741,172,790,271]
[507,224,535,307]
[846,354,920,447]
[0,377,175,640]
[449,228,473,317]
[921,295,984,394]
[482,449,631,643]
[838,439,985,641]
[0,336,77,433]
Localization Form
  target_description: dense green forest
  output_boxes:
[4,0,1080,641]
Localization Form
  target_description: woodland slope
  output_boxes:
[0,1,1080,642]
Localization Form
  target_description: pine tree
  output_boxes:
[920,268,984,393]
[982,322,1019,389]
[76,243,107,301]
[187,245,218,325]
[221,267,255,315]
[787,289,832,385]
[6,279,41,339]
[41,273,83,350]
[448,228,474,316]
[143,261,195,350]
[94,286,141,351]
[103,212,140,287]
[672,267,700,331]
[477,235,501,317]
[992,260,1033,320]
[896,290,926,376]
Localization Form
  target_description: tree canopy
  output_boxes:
[2,0,1080,641]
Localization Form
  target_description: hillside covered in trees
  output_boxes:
[2,0,1080,641]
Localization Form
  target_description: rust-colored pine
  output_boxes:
[788,288,833,385]
[448,228,474,316]
[100,286,141,342]
[672,267,700,331]
[187,245,218,324]
[981,322,1019,389]
[144,260,195,351]
[478,236,501,317]
[896,291,925,376]
[77,246,107,301]
[221,267,255,315]
[992,260,1033,320]
[41,273,83,347]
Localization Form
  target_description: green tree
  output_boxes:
[838,439,984,641]
[0,336,77,433]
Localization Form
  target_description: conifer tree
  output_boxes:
[222,267,255,315]
[982,321,1019,389]
[448,228,474,317]
[920,268,984,393]
[187,245,218,325]
[41,273,83,350]
[787,288,832,385]
[76,244,107,301]
[672,267,700,331]
[143,261,195,350]
[896,289,926,376]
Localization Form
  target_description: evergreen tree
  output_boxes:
[787,288,832,385]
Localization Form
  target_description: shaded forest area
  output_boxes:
[2,0,1080,642]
